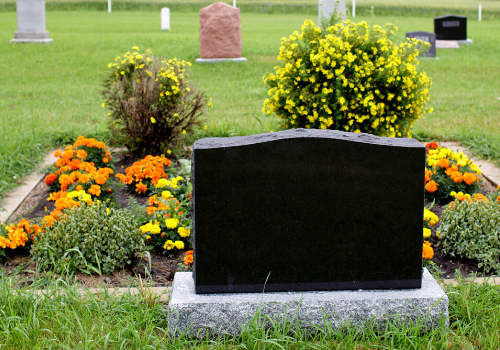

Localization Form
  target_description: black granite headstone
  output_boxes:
[434,15,467,40]
[406,31,436,57]
[192,129,426,294]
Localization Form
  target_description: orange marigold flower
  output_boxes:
[94,174,107,185]
[422,241,434,259]
[54,150,62,157]
[136,182,148,194]
[76,185,83,191]
[436,158,450,169]
[146,206,157,215]
[103,157,109,163]
[425,142,439,152]
[474,193,488,202]
[463,172,477,186]
[424,170,433,184]
[76,150,88,160]
[44,173,57,186]
[88,184,101,197]
[449,171,463,183]
[61,150,74,160]
[106,188,112,193]
[96,141,105,149]
[186,250,193,256]
[184,254,193,266]
[425,180,438,193]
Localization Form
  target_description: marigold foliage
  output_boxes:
[102,47,209,155]
[263,19,432,137]
[32,202,145,275]
[439,198,500,273]
[424,142,481,204]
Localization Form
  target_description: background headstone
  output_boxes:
[161,7,170,31]
[318,0,346,26]
[406,31,436,57]
[199,2,242,59]
[192,129,426,294]
[11,0,53,43]
[434,15,467,41]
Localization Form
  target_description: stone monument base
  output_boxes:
[168,269,449,338]
[11,31,53,43]
[195,57,247,64]
[457,38,473,45]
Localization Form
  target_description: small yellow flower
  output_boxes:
[174,241,185,250]
[167,150,172,154]
[182,130,186,135]
[163,240,175,250]
[203,125,207,130]
[151,117,156,123]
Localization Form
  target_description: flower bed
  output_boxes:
[2,139,500,285]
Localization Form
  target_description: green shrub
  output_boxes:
[262,19,432,137]
[439,198,500,273]
[102,46,210,155]
[31,202,145,275]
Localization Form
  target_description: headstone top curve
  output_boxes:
[193,129,424,150]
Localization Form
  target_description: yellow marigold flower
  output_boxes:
[423,228,431,239]
[161,190,173,199]
[163,240,175,250]
[178,227,191,238]
[151,117,156,123]
[175,240,184,250]
[165,218,179,229]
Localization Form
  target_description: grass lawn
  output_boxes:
[0,11,499,205]
[0,273,499,348]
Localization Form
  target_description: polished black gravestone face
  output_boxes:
[192,129,426,294]
[406,31,436,57]
[434,15,467,40]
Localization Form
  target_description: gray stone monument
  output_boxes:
[318,0,346,27]
[10,0,53,44]
[406,31,437,58]
[168,129,449,337]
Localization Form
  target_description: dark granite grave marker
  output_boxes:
[192,129,426,294]
[434,15,467,40]
[406,31,436,57]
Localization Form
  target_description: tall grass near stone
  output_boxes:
[0,274,500,347]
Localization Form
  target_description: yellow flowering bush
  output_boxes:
[102,46,210,155]
[263,19,432,137]
[423,208,439,239]
[424,142,482,204]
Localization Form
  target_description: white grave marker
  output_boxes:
[10,0,53,43]
[108,0,111,13]
[479,4,482,22]
[352,0,355,17]
[318,0,346,25]
[161,7,170,31]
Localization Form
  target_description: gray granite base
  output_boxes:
[168,269,449,338]
[10,38,53,44]
[195,57,247,64]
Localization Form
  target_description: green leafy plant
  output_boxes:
[439,197,500,273]
[31,202,145,275]
[262,19,432,137]
[102,46,210,155]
